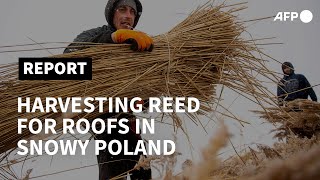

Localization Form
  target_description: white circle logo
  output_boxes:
[300,10,313,23]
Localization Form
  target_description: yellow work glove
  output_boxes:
[112,29,153,52]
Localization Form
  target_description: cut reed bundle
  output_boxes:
[0,2,277,153]
[253,99,320,128]
[253,99,320,139]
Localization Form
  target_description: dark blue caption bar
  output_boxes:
[19,58,92,80]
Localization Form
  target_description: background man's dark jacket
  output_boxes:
[277,72,317,102]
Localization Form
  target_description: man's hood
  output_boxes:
[282,61,295,75]
[105,0,142,30]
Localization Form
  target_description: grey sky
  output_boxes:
[0,0,319,179]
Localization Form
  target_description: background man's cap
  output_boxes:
[282,62,294,70]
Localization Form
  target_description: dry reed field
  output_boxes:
[0,1,319,179]
[171,126,320,180]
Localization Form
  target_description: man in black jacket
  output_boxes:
[64,0,153,179]
[277,62,317,106]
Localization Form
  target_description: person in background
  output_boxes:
[64,0,153,179]
[277,61,317,106]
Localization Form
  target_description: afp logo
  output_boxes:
[274,10,313,23]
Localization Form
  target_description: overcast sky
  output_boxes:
[1,0,319,179]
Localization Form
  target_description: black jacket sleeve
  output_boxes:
[301,75,317,102]
[63,25,115,54]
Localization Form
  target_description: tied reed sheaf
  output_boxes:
[0,1,278,154]
[253,99,320,139]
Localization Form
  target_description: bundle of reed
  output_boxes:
[253,99,320,138]
[0,2,277,154]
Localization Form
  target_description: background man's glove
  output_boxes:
[112,29,153,52]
